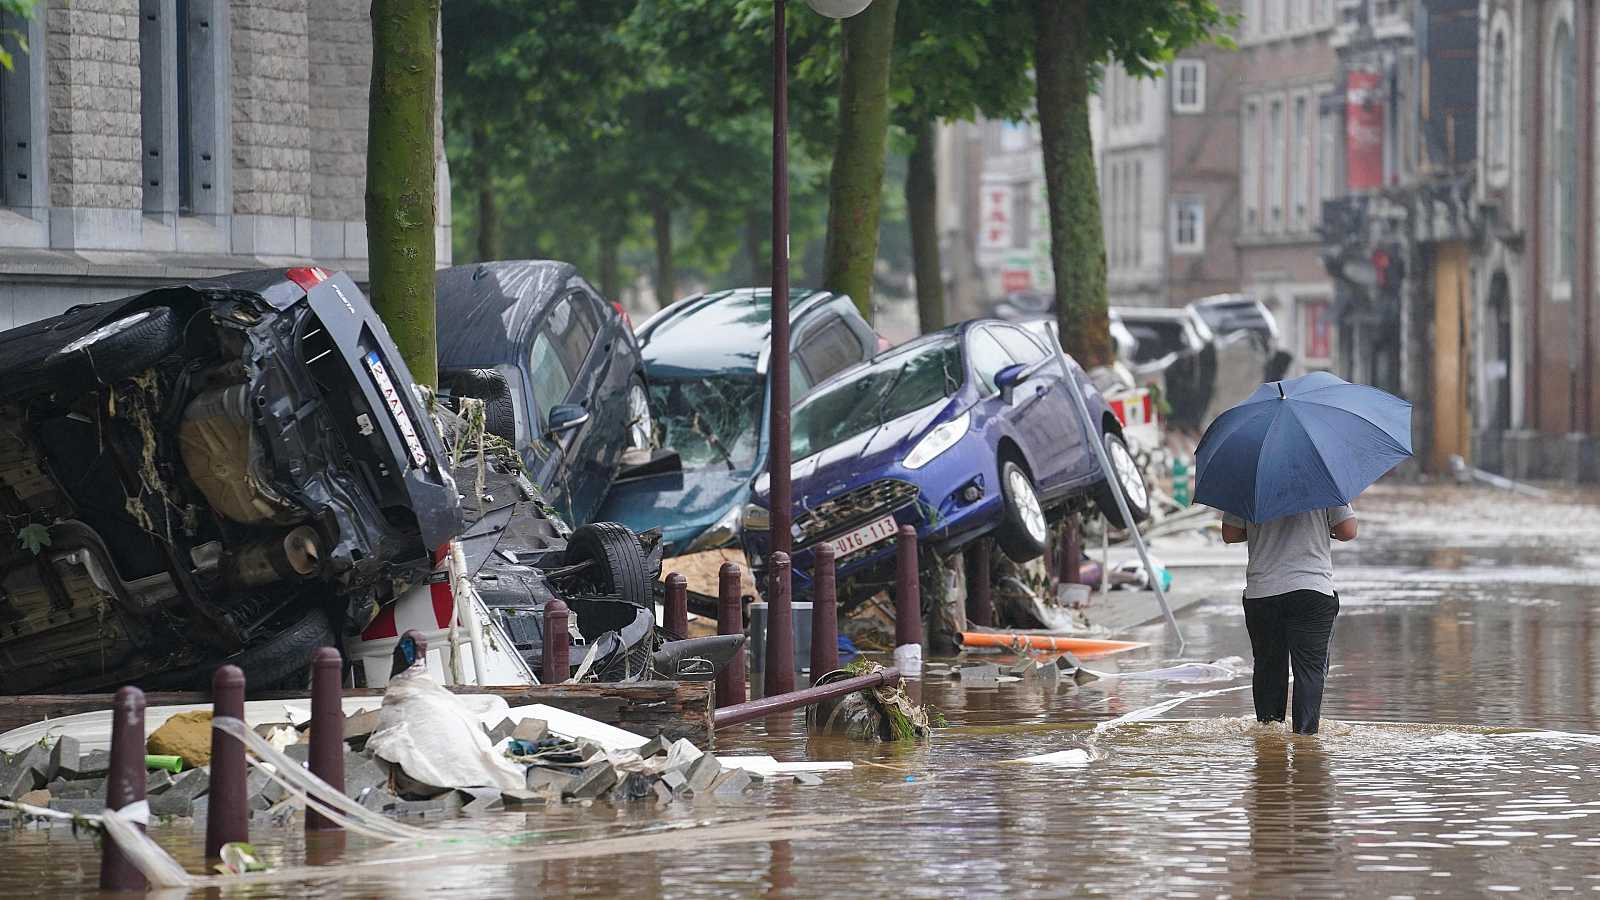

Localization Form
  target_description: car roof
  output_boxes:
[637,287,841,377]
[434,260,582,368]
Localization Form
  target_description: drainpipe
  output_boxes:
[1577,0,1595,436]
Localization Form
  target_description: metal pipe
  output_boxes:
[809,544,838,686]
[715,668,898,729]
[100,686,147,891]
[769,0,793,556]
[306,647,343,832]
[966,539,993,627]
[543,599,570,684]
[763,551,796,697]
[664,572,689,641]
[452,542,488,685]
[894,525,921,647]
[716,563,747,708]
[204,665,247,860]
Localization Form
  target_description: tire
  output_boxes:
[220,606,337,691]
[1095,431,1151,529]
[624,376,654,450]
[995,460,1049,563]
[563,522,652,608]
[49,305,182,386]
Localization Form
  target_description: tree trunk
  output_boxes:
[367,0,441,387]
[1033,0,1112,367]
[906,116,944,334]
[473,120,496,263]
[744,209,767,287]
[598,232,621,301]
[821,0,900,321]
[651,197,674,308]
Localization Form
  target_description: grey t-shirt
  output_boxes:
[1221,505,1355,599]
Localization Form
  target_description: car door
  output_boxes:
[524,290,604,523]
[991,323,1085,491]
[966,327,1023,451]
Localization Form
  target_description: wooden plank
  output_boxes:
[0,681,714,747]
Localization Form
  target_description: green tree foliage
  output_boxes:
[1030,0,1228,365]
[0,0,32,72]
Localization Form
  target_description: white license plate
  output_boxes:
[822,514,899,558]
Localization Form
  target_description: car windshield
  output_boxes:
[650,374,764,471]
[791,337,963,460]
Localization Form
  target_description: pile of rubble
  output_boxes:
[0,709,821,828]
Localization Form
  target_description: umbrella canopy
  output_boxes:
[1194,372,1413,523]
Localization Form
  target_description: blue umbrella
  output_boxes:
[1194,372,1412,523]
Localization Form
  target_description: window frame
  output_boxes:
[1170,196,1206,255]
[1290,92,1311,232]
[1485,12,1512,188]
[1172,60,1206,114]
[1242,99,1261,233]
[967,328,1015,397]
[1549,17,1577,300]
[1265,95,1286,233]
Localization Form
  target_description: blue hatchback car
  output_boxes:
[741,319,1150,602]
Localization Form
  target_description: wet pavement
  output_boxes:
[4,483,1599,898]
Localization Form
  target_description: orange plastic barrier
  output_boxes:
[958,632,1147,658]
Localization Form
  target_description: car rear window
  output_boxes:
[797,316,865,386]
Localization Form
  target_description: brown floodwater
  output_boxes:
[4,485,1600,898]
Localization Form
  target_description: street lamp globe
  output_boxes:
[805,0,873,18]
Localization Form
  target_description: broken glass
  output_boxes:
[649,375,764,472]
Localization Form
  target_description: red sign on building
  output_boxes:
[1305,300,1332,361]
[1346,70,1384,191]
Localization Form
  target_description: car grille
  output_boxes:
[794,478,920,545]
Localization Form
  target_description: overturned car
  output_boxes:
[0,268,461,693]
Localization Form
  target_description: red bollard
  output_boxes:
[1060,519,1082,585]
[543,599,570,683]
[967,539,994,628]
[307,646,344,832]
[205,665,248,861]
[764,551,796,697]
[100,686,147,891]
[715,563,746,708]
[894,525,921,648]
[810,544,839,686]
[664,572,689,641]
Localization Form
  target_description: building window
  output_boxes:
[1172,61,1205,114]
[0,7,39,211]
[1171,197,1205,254]
[1291,94,1309,230]
[1243,0,1260,38]
[1315,94,1336,224]
[1242,100,1260,232]
[1485,17,1510,183]
[1550,20,1577,295]
[1262,0,1279,36]
[1266,97,1285,232]
[1288,0,1306,31]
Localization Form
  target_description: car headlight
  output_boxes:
[741,504,770,531]
[904,412,969,470]
[685,504,744,553]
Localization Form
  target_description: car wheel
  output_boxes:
[624,377,654,450]
[563,522,652,608]
[1095,431,1151,529]
[216,606,337,691]
[48,305,182,385]
[996,460,1048,563]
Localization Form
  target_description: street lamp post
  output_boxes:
[769,0,874,559]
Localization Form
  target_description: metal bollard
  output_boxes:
[664,572,689,641]
[810,544,839,686]
[100,686,147,892]
[543,599,570,684]
[307,647,344,832]
[763,551,796,697]
[1061,518,1082,585]
[967,539,994,627]
[205,665,248,861]
[715,563,746,708]
[894,525,921,648]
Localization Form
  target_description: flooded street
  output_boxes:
[5,484,1599,898]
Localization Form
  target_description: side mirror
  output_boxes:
[546,403,590,435]
[994,363,1030,391]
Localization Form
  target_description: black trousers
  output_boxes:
[1243,590,1339,735]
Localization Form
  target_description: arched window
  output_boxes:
[1485,22,1509,179]
[1549,21,1577,294]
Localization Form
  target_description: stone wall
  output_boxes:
[45,0,142,212]
[231,0,311,220]
[308,0,369,224]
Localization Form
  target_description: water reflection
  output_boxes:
[1244,733,1338,894]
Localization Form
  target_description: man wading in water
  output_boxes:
[1221,506,1358,735]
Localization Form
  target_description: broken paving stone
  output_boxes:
[652,781,675,806]
[1036,663,1061,687]
[0,744,51,800]
[710,769,753,798]
[1057,651,1084,670]
[46,736,80,781]
[284,744,311,766]
[359,787,400,813]
[59,748,110,781]
[343,752,390,801]
[790,773,823,787]
[510,718,549,744]
[682,754,722,795]
[149,793,195,818]
[526,767,580,796]
[660,770,688,794]
[146,770,175,795]
[958,663,1001,685]
[48,777,104,799]
[499,789,550,809]
[610,772,654,803]
[48,798,106,816]
[165,768,210,803]
[16,789,50,807]
[567,762,618,801]
[1072,667,1100,685]
[483,718,518,745]
[1009,658,1038,678]
[344,708,382,744]
[637,735,673,759]
[390,792,463,817]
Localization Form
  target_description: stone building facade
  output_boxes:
[0,0,450,330]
